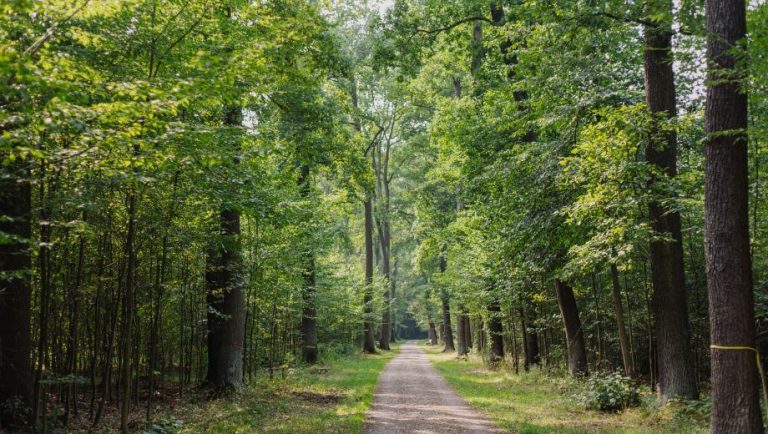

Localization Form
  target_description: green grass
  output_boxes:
[167,346,398,434]
[423,344,709,434]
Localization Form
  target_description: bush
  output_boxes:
[577,372,641,412]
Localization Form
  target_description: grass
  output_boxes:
[423,344,709,434]
[158,345,398,434]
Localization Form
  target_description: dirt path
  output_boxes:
[363,342,504,434]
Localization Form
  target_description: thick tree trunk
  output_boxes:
[298,164,319,363]
[428,321,438,345]
[554,279,588,376]
[456,306,468,356]
[487,298,504,362]
[704,0,761,431]
[363,195,377,354]
[205,106,246,387]
[0,162,31,430]
[643,1,698,402]
[441,296,455,352]
[609,264,634,376]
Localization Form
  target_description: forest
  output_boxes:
[1,0,767,432]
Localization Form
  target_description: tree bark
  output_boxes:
[363,195,377,354]
[643,0,698,402]
[609,264,634,376]
[456,306,468,356]
[298,164,319,363]
[0,161,31,429]
[439,256,455,352]
[205,106,246,387]
[704,0,761,431]
[554,279,588,376]
[487,298,504,362]
[428,322,438,345]
[520,306,540,369]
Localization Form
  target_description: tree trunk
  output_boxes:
[428,321,438,345]
[205,106,246,387]
[441,296,455,352]
[456,306,468,356]
[362,195,377,353]
[609,264,634,376]
[520,306,540,369]
[439,256,454,352]
[643,0,698,402]
[0,161,31,430]
[120,168,138,434]
[298,164,319,363]
[377,228,392,350]
[463,315,472,349]
[487,298,504,362]
[554,279,588,376]
[704,0,761,430]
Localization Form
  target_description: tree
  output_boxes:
[643,0,697,402]
[705,0,761,431]
[205,105,246,389]
[555,279,588,376]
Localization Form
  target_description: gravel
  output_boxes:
[363,342,505,434]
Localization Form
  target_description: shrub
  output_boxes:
[577,372,641,412]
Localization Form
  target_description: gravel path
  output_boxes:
[363,342,504,434]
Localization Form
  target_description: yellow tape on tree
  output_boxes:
[710,345,768,420]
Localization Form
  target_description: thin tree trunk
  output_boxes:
[704,0,761,430]
[439,256,454,352]
[610,264,633,376]
[362,195,377,353]
[120,160,138,434]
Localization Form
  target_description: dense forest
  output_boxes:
[1,0,767,432]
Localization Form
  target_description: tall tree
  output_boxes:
[705,0,761,431]
[299,164,319,363]
[205,105,246,388]
[0,161,32,429]
[643,0,697,402]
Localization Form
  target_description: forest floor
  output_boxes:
[424,344,710,433]
[148,346,399,434]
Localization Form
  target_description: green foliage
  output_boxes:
[577,372,642,412]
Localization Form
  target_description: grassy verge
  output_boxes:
[157,345,397,434]
[423,344,708,434]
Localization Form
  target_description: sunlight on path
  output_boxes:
[363,342,504,434]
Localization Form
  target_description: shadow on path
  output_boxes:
[363,342,504,434]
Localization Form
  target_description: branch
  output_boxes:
[152,5,209,76]
[24,0,91,56]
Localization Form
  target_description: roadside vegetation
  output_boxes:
[146,346,397,434]
[424,345,709,434]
